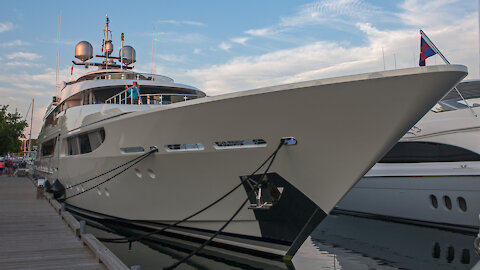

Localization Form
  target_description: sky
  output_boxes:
[0,0,478,138]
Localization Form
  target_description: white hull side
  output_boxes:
[36,65,468,256]
[336,175,480,230]
[312,214,477,269]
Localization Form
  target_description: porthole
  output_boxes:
[443,196,452,210]
[457,197,467,212]
[432,242,440,258]
[447,246,454,263]
[430,195,438,209]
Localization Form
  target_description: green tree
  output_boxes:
[0,105,28,156]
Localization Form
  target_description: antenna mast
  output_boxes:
[120,33,124,70]
[104,15,110,69]
[27,99,34,155]
[56,12,61,94]
[151,29,155,73]
[72,16,135,70]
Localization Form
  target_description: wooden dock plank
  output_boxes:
[0,176,108,270]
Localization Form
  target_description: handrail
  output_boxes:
[106,92,202,105]
[105,86,142,105]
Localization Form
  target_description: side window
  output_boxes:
[41,138,56,157]
[379,142,480,163]
[78,133,92,154]
[67,136,79,155]
[66,128,105,156]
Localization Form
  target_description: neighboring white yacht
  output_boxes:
[336,80,480,232]
[34,17,468,259]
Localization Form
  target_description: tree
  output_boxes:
[0,105,28,156]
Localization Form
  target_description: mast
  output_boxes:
[56,12,61,95]
[104,15,109,69]
[151,29,155,73]
[27,99,34,155]
[72,17,136,70]
[120,33,124,70]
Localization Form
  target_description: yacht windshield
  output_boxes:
[433,80,480,112]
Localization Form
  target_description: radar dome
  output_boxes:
[105,40,114,56]
[120,46,136,65]
[75,41,93,62]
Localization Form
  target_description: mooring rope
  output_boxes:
[97,140,285,245]
[164,198,250,270]
[66,147,157,190]
[60,146,158,201]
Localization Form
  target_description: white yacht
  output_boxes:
[336,80,480,232]
[34,17,468,259]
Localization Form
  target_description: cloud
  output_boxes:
[179,8,477,95]
[218,42,232,51]
[7,52,42,60]
[244,0,385,41]
[156,54,185,62]
[156,20,205,27]
[5,61,42,67]
[245,27,276,37]
[398,0,473,27]
[193,48,201,54]
[152,32,207,43]
[231,37,250,45]
[280,0,382,27]
[1,40,31,47]
[0,22,13,33]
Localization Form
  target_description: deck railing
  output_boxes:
[106,91,202,105]
[105,87,142,104]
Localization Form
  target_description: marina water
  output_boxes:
[86,213,478,269]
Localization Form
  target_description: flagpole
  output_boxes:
[419,30,477,117]
[420,30,450,64]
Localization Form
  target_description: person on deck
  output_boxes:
[126,82,140,104]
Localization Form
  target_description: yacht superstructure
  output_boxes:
[34,17,469,259]
[336,80,480,231]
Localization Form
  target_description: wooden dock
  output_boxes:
[0,175,125,270]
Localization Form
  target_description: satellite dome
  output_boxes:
[105,40,114,56]
[120,46,136,65]
[75,41,93,62]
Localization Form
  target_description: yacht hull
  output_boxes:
[335,175,480,231]
[36,65,468,257]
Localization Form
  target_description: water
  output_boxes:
[85,214,479,269]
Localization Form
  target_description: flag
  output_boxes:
[419,36,437,66]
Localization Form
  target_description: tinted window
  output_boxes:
[379,142,480,163]
[41,138,56,157]
[66,128,105,156]
[67,136,79,155]
[78,134,91,154]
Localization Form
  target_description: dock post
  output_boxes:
[60,203,65,212]
[131,266,141,270]
[80,220,86,235]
